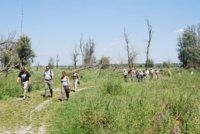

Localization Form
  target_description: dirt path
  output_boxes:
[0,86,93,134]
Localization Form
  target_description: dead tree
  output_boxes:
[145,18,153,70]
[72,46,79,69]
[79,34,84,65]
[124,28,137,68]
[79,35,96,67]
[56,55,59,69]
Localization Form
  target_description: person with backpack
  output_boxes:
[17,67,31,100]
[59,71,70,101]
[43,66,54,98]
[72,70,79,92]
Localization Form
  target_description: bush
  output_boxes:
[102,79,122,95]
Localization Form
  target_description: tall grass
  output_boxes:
[49,69,200,133]
[1,68,199,133]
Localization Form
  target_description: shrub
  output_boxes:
[102,79,122,95]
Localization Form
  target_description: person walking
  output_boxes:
[155,69,160,80]
[128,68,135,82]
[72,70,79,92]
[123,68,128,82]
[59,71,70,101]
[17,67,31,100]
[43,66,54,98]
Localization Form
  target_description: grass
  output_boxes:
[49,69,200,133]
[0,68,200,133]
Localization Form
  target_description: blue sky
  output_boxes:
[0,0,200,66]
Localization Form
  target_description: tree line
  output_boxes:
[1,22,200,76]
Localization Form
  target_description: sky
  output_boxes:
[0,0,200,66]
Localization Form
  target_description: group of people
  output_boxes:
[123,68,160,82]
[17,66,80,101]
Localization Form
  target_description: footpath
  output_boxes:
[0,86,92,134]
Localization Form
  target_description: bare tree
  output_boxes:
[79,35,96,67]
[79,33,84,65]
[129,47,137,67]
[124,28,137,68]
[56,55,59,69]
[0,33,20,76]
[72,46,79,69]
[145,18,153,70]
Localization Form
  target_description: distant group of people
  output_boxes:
[123,68,160,82]
[17,66,80,101]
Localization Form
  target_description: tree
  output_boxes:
[163,60,171,68]
[123,28,137,68]
[80,37,96,66]
[48,57,54,69]
[56,55,59,69]
[79,34,84,65]
[0,33,20,76]
[145,18,153,70]
[177,24,200,68]
[72,46,79,69]
[99,56,110,69]
[146,58,154,68]
[16,35,35,67]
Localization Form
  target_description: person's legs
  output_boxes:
[23,81,28,99]
[44,82,49,97]
[124,75,127,82]
[48,82,53,97]
[20,83,24,97]
[60,86,65,100]
[74,79,78,91]
[64,86,70,100]
[130,75,134,81]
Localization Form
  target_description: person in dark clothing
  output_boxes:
[17,67,31,100]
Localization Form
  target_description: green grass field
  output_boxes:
[0,68,199,133]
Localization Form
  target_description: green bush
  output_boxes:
[102,79,122,95]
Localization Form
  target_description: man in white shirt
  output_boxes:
[43,66,54,98]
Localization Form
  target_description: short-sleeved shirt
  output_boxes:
[18,71,31,82]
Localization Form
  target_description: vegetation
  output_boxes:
[145,58,154,68]
[2,67,198,133]
[0,34,35,76]
[16,35,36,67]
[80,37,96,66]
[98,56,110,69]
[177,23,200,68]
[49,68,200,133]
[145,18,153,70]
[123,29,137,68]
